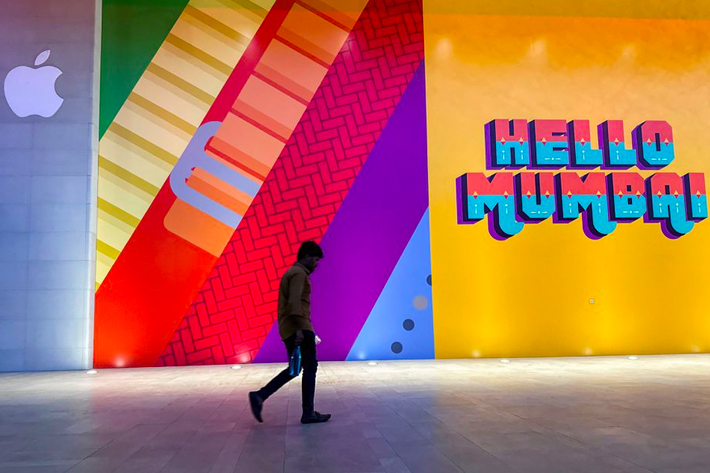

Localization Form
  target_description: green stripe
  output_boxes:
[101,0,190,138]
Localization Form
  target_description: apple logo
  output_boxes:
[3,50,64,118]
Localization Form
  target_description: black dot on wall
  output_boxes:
[426,275,432,286]
[403,319,415,331]
[391,342,403,354]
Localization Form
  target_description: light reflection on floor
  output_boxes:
[1,355,709,473]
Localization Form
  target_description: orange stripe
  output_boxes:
[230,106,291,144]
[298,0,367,30]
[252,69,311,105]
[163,198,235,258]
[274,36,330,68]
[214,113,287,170]
[187,167,251,215]
[278,3,349,64]
[255,39,328,102]
[207,137,271,181]
[294,0,350,31]
[232,100,295,142]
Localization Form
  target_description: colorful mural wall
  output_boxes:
[96,0,710,368]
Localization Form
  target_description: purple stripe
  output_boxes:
[255,62,429,362]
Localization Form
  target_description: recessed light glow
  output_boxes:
[231,365,242,370]
[86,370,98,375]
[628,356,639,360]
[368,362,378,366]
[500,359,510,363]
[435,38,453,59]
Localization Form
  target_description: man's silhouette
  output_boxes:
[249,241,331,424]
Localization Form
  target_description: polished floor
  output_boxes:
[1,355,710,473]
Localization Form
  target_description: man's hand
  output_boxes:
[295,329,304,346]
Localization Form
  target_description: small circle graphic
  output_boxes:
[391,342,403,354]
[413,295,428,310]
[403,319,415,331]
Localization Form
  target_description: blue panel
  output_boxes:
[346,209,434,361]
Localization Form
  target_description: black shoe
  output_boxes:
[301,411,331,424]
[249,392,263,423]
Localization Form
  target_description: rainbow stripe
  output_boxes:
[96,0,276,286]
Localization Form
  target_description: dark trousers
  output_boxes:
[256,330,318,416]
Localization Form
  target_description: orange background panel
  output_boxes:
[425,2,710,359]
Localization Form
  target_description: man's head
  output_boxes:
[297,241,324,273]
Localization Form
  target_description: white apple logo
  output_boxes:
[3,50,64,118]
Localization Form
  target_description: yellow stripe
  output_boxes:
[158,40,227,85]
[128,92,198,136]
[165,33,234,76]
[215,0,268,20]
[114,103,191,158]
[100,170,154,205]
[98,176,150,219]
[110,123,179,167]
[186,5,262,48]
[97,214,133,253]
[96,260,111,287]
[248,0,277,10]
[97,239,121,261]
[100,132,172,191]
[176,11,248,64]
[140,69,210,120]
[98,198,141,228]
[155,42,227,93]
[146,63,215,106]
[170,19,246,70]
[101,129,174,178]
[98,208,136,236]
[184,5,251,46]
[99,156,161,197]
[97,248,117,266]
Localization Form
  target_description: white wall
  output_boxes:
[0,0,100,371]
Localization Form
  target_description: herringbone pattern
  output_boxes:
[158,0,424,366]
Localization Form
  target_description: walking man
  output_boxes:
[248,241,331,424]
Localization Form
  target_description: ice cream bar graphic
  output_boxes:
[163,0,368,255]
[96,0,276,287]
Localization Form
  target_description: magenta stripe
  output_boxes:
[255,62,429,362]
